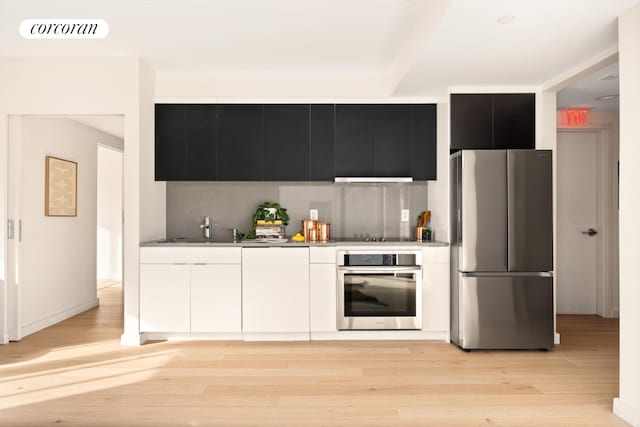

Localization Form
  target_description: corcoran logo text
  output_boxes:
[19,19,109,39]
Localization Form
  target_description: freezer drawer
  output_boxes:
[457,273,554,350]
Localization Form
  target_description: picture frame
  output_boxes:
[45,156,78,217]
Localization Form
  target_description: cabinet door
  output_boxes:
[242,248,310,333]
[263,104,310,180]
[412,104,437,180]
[373,105,413,177]
[216,104,264,180]
[155,104,187,180]
[185,105,217,180]
[450,94,493,150]
[140,264,190,332]
[309,104,334,181]
[310,263,337,332]
[493,94,536,150]
[334,105,375,177]
[191,264,242,333]
[422,247,450,332]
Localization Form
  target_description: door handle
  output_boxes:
[582,228,598,237]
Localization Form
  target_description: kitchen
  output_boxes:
[3,1,631,426]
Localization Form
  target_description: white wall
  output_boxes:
[18,118,104,335]
[614,2,640,425]
[97,145,123,281]
[0,57,164,345]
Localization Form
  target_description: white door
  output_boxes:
[140,264,190,332]
[557,130,599,314]
[191,264,242,333]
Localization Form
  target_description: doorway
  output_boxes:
[7,115,124,341]
[557,128,616,315]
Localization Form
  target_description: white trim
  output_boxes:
[557,127,616,317]
[146,332,243,341]
[7,116,22,341]
[613,397,640,427]
[20,298,98,338]
[242,332,310,341]
[120,332,147,346]
[555,332,561,345]
[154,96,440,104]
[311,330,448,341]
[448,86,538,94]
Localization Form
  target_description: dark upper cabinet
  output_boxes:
[373,105,413,177]
[413,104,437,180]
[450,94,493,150]
[216,105,264,181]
[155,104,216,181]
[309,105,335,181]
[263,104,310,181]
[450,93,535,151]
[493,94,536,149]
[334,105,375,177]
[155,103,437,181]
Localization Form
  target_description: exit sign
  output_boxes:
[559,108,591,127]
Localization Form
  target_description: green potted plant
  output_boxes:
[246,201,290,239]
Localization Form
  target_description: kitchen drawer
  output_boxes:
[140,247,242,264]
[310,246,337,264]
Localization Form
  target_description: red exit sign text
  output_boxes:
[559,108,591,127]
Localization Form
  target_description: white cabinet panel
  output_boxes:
[242,248,310,333]
[140,264,190,332]
[310,264,337,332]
[191,264,242,333]
[422,247,450,332]
[310,246,337,264]
[140,247,241,264]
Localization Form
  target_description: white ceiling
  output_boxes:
[0,0,638,95]
[557,62,619,111]
[71,116,124,139]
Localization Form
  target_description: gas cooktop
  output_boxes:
[332,237,417,243]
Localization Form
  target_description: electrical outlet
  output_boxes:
[309,209,318,220]
[401,209,410,222]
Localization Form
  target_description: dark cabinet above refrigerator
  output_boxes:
[154,103,437,182]
[450,93,535,151]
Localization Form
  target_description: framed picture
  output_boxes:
[45,156,77,217]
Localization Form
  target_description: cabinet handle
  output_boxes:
[193,263,207,265]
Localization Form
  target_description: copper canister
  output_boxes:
[316,222,330,241]
[308,227,318,242]
[302,219,317,241]
[415,226,425,241]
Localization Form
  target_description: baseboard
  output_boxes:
[311,330,449,341]
[146,332,243,341]
[555,332,561,345]
[21,298,99,338]
[614,397,640,427]
[243,332,310,341]
[1,333,8,345]
[121,332,147,346]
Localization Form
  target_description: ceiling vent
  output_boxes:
[600,74,619,81]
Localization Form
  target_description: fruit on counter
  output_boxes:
[292,232,305,242]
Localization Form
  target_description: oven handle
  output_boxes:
[338,266,421,273]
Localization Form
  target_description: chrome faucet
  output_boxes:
[200,216,214,240]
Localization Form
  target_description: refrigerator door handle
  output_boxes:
[461,271,553,278]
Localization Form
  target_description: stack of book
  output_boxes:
[255,220,286,241]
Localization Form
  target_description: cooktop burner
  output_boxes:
[333,237,416,243]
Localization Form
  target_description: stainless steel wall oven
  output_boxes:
[337,250,422,330]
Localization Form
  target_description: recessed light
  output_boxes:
[497,15,515,25]
[596,94,619,101]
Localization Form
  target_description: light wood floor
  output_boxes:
[0,284,626,427]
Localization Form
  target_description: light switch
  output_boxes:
[309,209,318,220]
[401,209,410,222]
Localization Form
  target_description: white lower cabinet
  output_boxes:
[140,264,190,332]
[422,247,450,332]
[309,247,337,332]
[139,247,242,334]
[242,248,310,334]
[191,264,242,333]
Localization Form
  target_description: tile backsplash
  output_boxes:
[166,181,429,241]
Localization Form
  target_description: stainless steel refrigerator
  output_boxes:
[450,150,554,350]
